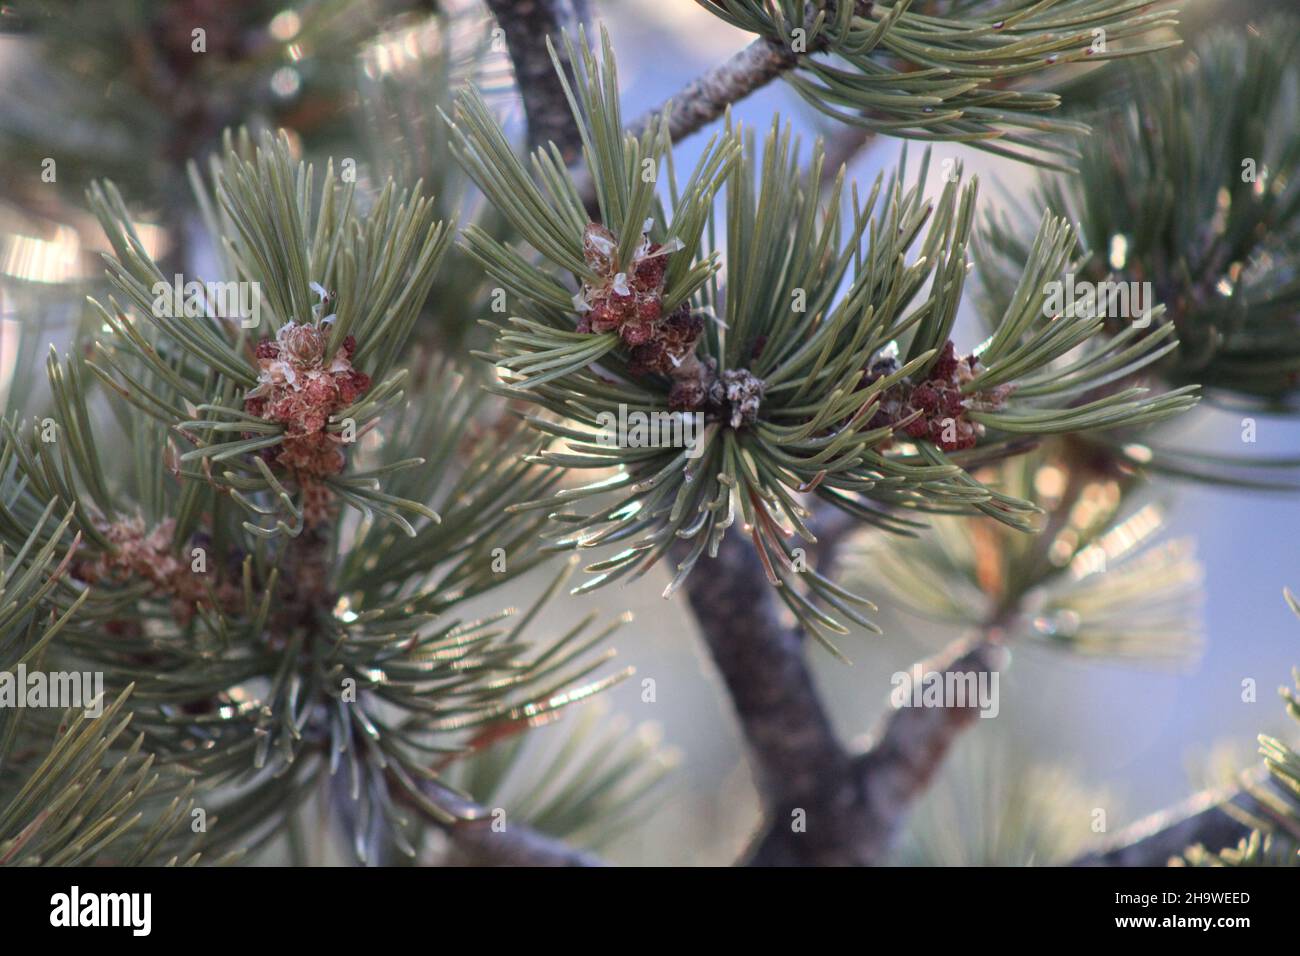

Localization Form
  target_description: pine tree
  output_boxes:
[0,0,1297,869]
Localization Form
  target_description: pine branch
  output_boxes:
[447,818,607,866]
[818,440,1203,865]
[1088,586,1300,867]
[575,10,829,209]
[1178,829,1300,867]
[678,533,880,865]
[576,31,799,208]
[452,25,1207,862]
[976,23,1300,491]
[625,33,798,144]
[3,129,642,858]
[639,1,1180,167]
[413,779,607,866]
[621,2,855,146]
[484,0,591,162]
[736,627,1007,866]
[1068,767,1279,867]
[843,634,1007,861]
[455,35,1198,639]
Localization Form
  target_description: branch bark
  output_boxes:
[1068,766,1288,867]
[624,35,798,144]
[739,627,1006,865]
[444,816,608,867]
[679,517,1010,866]
[484,0,591,163]
[413,776,607,867]
[623,1,880,145]
[845,634,1008,858]
[678,532,874,865]
[356,711,607,865]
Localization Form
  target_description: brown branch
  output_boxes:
[444,816,608,867]
[678,533,875,865]
[625,35,798,144]
[363,709,606,866]
[677,530,1009,865]
[573,31,801,209]
[1068,766,1288,867]
[410,776,607,867]
[485,0,591,163]
[733,623,1006,865]
[674,468,1017,864]
[845,634,1007,858]
[623,2,886,146]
